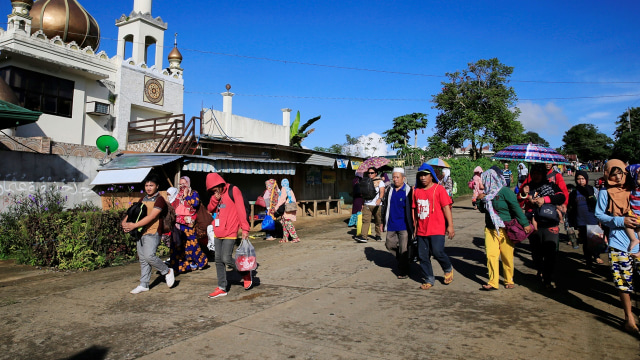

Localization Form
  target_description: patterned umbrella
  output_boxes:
[425,158,451,168]
[492,143,570,165]
[355,157,391,175]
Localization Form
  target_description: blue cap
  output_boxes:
[417,163,439,183]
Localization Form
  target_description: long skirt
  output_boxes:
[170,224,208,273]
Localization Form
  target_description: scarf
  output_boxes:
[574,170,593,199]
[265,179,280,214]
[481,169,505,228]
[605,159,630,216]
[281,178,293,201]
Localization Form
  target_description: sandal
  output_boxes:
[480,284,498,291]
[279,239,289,243]
[397,275,408,279]
[265,237,276,241]
[420,283,433,290]
[505,283,515,289]
[291,239,300,243]
[444,270,454,285]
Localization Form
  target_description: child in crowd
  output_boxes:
[625,164,640,255]
[518,184,538,230]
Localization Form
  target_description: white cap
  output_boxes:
[392,167,405,174]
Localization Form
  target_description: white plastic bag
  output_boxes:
[235,238,257,271]
[206,224,215,252]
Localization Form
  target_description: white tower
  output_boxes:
[116,0,167,68]
[7,0,33,34]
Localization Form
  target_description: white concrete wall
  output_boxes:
[201,109,290,146]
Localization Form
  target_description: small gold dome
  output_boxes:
[29,0,100,50]
[168,46,182,61]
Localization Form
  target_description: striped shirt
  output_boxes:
[502,169,512,184]
[631,188,640,216]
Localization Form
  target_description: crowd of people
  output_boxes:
[120,158,640,336]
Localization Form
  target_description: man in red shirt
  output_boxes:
[412,163,455,290]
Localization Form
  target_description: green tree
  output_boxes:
[290,111,321,148]
[313,144,343,154]
[611,108,640,163]
[383,113,428,166]
[425,134,453,158]
[562,123,612,161]
[432,58,523,159]
[523,131,550,147]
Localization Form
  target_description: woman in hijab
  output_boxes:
[169,176,208,272]
[442,168,454,200]
[517,163,529,189]
[595,160,640,335]
[349,175,364,227]
[567,170,602,268]
[262,179,280,241]
[477,168,531,290]
[276,178,300,243]
[524,163,566,290]
[472,166,484,210]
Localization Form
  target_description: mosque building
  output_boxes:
[0,0,184,154]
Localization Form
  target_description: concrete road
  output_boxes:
[1,193,639,359]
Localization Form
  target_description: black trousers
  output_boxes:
[530,227,559,284]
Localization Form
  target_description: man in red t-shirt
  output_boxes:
[412,163,455,290]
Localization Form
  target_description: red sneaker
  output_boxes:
[243,273,253,290]
[208,287,227,298]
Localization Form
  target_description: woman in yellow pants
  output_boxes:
[477,168,532,290]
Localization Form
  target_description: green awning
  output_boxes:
[0,99,42,130]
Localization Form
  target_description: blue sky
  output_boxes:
[22,1,640,151]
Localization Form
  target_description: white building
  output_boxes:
[0,0,184,150]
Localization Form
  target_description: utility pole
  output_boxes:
[628,107,632,132]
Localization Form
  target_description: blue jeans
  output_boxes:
[416,235,452,285]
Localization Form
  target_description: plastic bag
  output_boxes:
[206,224,215,252]
[586,224,606,254]
[235,238,257,271]
[261,214,275,231]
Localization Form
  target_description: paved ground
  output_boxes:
[1,190,639,359]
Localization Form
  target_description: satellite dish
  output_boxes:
[96,135,119,155]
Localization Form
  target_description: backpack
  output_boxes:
[359,176,377,201]
[227,184,251,223]
[468,179,475,189]
[126,201,147,240]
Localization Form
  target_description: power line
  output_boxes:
[13,24,640,85]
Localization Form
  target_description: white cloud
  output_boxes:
[517,101,572,135]
[343,132,394,158]
[578,112,610,123]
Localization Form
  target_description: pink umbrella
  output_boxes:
[355,157,391,175]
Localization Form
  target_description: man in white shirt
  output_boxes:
[356,167,386,243]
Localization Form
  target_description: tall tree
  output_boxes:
[611,107,640,163]
[383,113,428,166]
[425,134,453,158]
[432,58,523,159]
[523,131,550,147]
[562,123,612,161]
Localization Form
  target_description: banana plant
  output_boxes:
[290,111,321,147]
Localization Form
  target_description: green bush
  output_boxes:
[448,158,520,197]
[0,188,141,270]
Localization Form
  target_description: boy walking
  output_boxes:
[122,173,175,294]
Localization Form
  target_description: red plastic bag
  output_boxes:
[235,238,257,271]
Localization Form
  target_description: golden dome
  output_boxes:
[168,46,182,61]
[29,0,100,50]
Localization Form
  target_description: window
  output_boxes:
[0,66,75,117]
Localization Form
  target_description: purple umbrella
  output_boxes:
[492,143,570,165]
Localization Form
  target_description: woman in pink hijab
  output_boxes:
[472,166,485,210]
[169,176,208,272]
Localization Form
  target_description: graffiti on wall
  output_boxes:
[0,172,96,211]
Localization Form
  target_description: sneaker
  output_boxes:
[243,272,253,290]
[130,285,149,294]
[374,235,382,241]
[165,268,175,288]
[208,287,227,298]
[355,236,368,243]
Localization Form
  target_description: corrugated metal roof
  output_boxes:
[305,153,335,167]
[98,154,183,170]
[183,159,296,175]
[90,167,152,185]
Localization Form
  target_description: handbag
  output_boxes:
[536,203,559,222]
[285,202,297,212]
[256,196,267,208]
[235,238,257,271]
[194,204,213,239]
[503,218,530,244]
[261,214,276,231]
